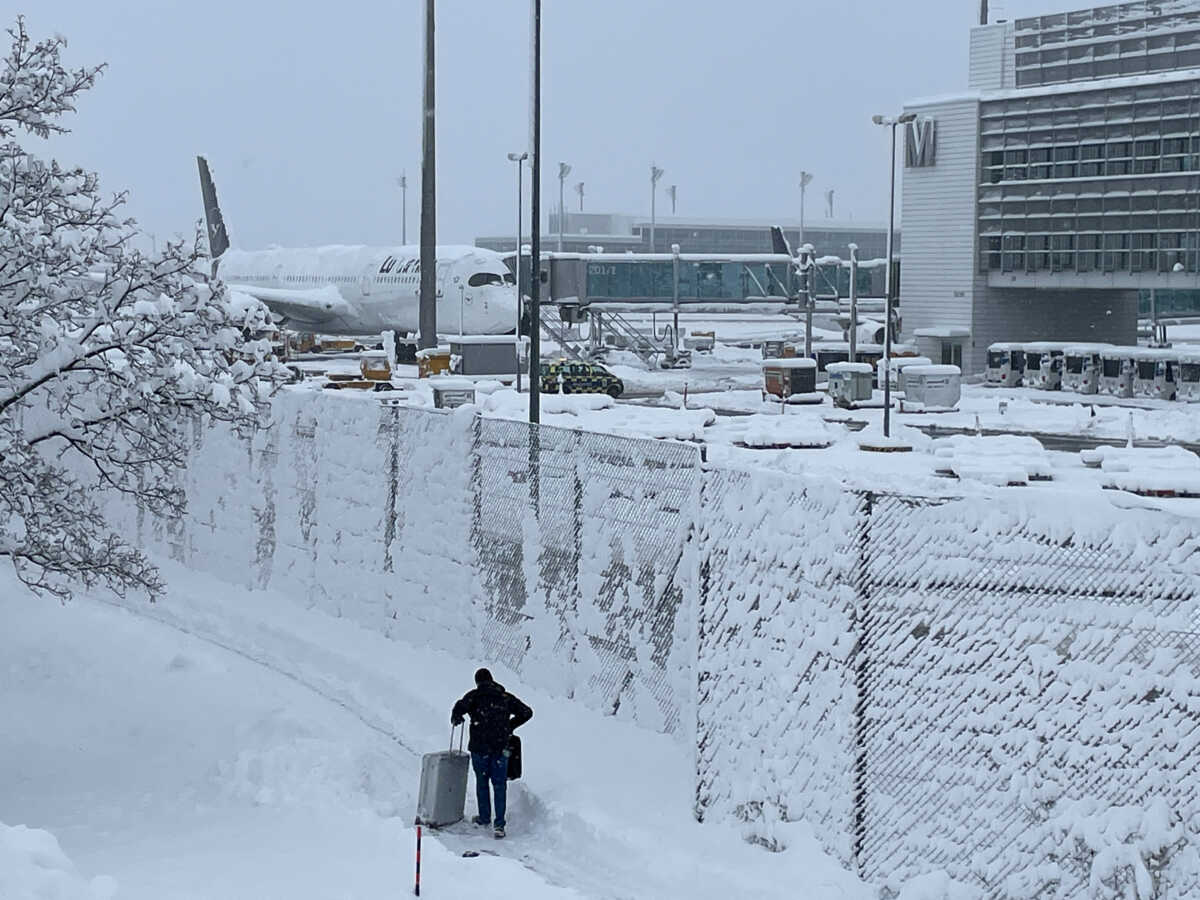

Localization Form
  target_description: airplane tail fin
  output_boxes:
[770,225,794,257]
[197,155,230,259]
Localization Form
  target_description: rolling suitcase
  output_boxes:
[416,724,470,827]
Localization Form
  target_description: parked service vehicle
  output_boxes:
[539,360,624,398]
[1022,342,1068,390]
[1099,348,1136,398]
[985,343,1025,387]
[1062,344,1110,395]
[1131,348,1178,400]
[1179,352,1200,401]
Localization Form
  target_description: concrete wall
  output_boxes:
[898,96,983,367]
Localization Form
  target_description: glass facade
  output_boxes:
[977,76,1200,274]
[583,260,881,302]
[1014,2,1200,88]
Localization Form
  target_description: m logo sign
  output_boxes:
[904,118,936,168]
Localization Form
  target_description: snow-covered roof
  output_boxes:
[761,358,817,369]
[905,364,962,376]
[1064,343,1115,355]
[825,362,874,374]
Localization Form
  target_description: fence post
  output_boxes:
[851,489,875,878]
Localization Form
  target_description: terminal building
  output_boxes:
[477,212,895,261]
[901,0,1200,372]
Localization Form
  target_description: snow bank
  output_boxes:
[0,822,116,900]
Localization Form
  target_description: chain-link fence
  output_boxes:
[120,392,1200,896]
[472,416,700,734]
[697,481,1200,898]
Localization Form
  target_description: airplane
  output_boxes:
[197,156,519,337]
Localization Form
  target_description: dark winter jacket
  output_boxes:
[451,680,533,755]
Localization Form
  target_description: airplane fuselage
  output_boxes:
[217,243,518,337]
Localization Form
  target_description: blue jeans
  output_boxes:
[470,750,509,828]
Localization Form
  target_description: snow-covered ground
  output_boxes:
[1,565,868,900]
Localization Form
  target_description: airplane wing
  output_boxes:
[226,283,352,325]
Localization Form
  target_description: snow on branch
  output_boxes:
[0,19,287,600]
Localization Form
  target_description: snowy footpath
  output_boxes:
[1,564,866,900]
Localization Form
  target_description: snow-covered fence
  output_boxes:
[472,416,700,733]
[116,390,701,735]
[696,485,1200,898]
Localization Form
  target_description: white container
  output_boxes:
[826,361,874,408]
[902,364,962,411]
[1062,343,1111,395]
[876,356,932,393]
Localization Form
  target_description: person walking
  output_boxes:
[451,668,532,839]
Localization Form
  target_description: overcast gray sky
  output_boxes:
[27,0,1056,250]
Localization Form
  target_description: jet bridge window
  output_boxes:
[468,272,505,287]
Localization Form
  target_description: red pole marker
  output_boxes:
[414,823,422,896]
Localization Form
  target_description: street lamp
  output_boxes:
[575,181,584,211]
[557,162,572,252]
[871,111,916,438]
[507,151,528,392]
[799,171,813,246]
[650,164,664,252]
[667,184,677,215]
[398,174,409,244]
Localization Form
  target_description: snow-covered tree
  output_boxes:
[0,18,285,600]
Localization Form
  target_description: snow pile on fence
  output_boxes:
[0,821,116,900]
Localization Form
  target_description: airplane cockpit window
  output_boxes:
[503,272,515,284]
[468,272,505,287]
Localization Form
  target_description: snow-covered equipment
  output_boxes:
[1062,344,1110,395]
[1179,351,1200,401]
[1130,347,1178,400]
[416,725,470,828]
[761,358,821,404]
[1021,342,1069,390]
[932,434,1054,485]
[683,330,715,352]
[900,365,961,412]
[447,337,522,378]
[1082,445,1200,498]
[985,342,1025,387]
[417,348,453,378]
[431,378,477,410]
[359,353,393,382]
[826,362,874,408]
[1099,347,1136,398]
[876,355,932,394]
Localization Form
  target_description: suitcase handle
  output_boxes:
[449,721,465,753]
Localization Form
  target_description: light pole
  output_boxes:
[667,184,677,215]
[397,173,408,244]
[508,151,528,391]
[871,112,916,438]
[529,0,542,426]
[575,181,584,211]
[650,164,664,252]
[418,0,437,350]
[557,162,571,252]
[799,171,813,247]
